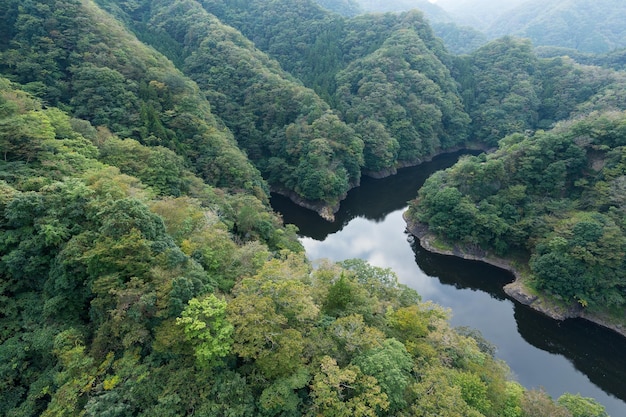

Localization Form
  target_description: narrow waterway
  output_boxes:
[271,151,626,417]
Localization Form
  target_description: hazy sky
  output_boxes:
[428,0,528,18]
[431,0,527,6]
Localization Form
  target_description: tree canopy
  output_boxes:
[408,110,626,312]
[0,0,622,415]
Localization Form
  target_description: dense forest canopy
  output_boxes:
[0,78,603,416]
[1,0,625,415]
[407,110,626,312]
[324,0,626,56]
[488,0,626,54]
[90,0,476,210]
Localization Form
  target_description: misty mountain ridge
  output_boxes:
[1,0,625,416]
[318,0,626,55]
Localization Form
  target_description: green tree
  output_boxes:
[308,356,389,417]
[557,393,608,417]
[352,338,413,413]
[176,294,233,368]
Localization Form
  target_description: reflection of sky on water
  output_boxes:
[301,208,626,417]
[301,210,442,299]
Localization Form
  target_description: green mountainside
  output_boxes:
[408,35,626,324]
[315,0,488,55]
[0,0,266,197]
[339,0,626,56]
[315,0,362,16]
[407,110,626,315]
[0,0,624,415]
[487,0,626,54]
[455,37,626,144]
[95,0,474,212]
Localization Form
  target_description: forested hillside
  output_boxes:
[116,0,366,212]
[95,0,474,211]
[0,0,624,415]
[488,0,626,54]
[455,37,626,144]
[316,0,488,55]
[0,0,267,197]
[0,76,597,417]
[407,110,626,315]
[347,0,626,55]
[409,34,626,328]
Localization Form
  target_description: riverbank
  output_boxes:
[274,144,490,221]
[404,214,626,339]
[270,187,342,221]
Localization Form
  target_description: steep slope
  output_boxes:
[94,0,364,218]
[199,1,456,98]
[96,0,472,216]
[407,110,626,317]
[0,0,265,197]
[488,0,626,53]
[455,37,626,144]
[335,25,470,171]
[197,1,472,170]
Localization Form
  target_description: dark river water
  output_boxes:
[271,151,626,417]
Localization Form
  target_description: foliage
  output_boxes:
[335,25,470,166]
[0,78,568,414]
[176,294,233,367]
[558,393,609,417]
[488,0,626,54]
[455,37,626,144]
[191,1,471,174]
[409,110,626,311]
[0,80,299,415]
[0,1,619,416]
[0,0,266,196]
[521,389,573,417]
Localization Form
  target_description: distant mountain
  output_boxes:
[536,46,626,71]
[344,0,626,55]
[356,0,452,21]
[315,0,362,16]
[431,22,488,55]
[316,0,487,54]
[435,0,527,29]
[487,0,626,53]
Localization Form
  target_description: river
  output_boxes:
[271,150,626,417]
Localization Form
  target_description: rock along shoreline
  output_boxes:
[273,144,490,222]
[404,214,626,339]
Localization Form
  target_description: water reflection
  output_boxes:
[410,237,626,414]
[514,306,626,401]
[272,151,626,417]
[271,150,478,240]
[410,238,511,301]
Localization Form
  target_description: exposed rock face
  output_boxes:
[362,167,397,179]
[404,213,626,338]
[503,280,582,320]
[276,145,493,221]
[272,187,341,221]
